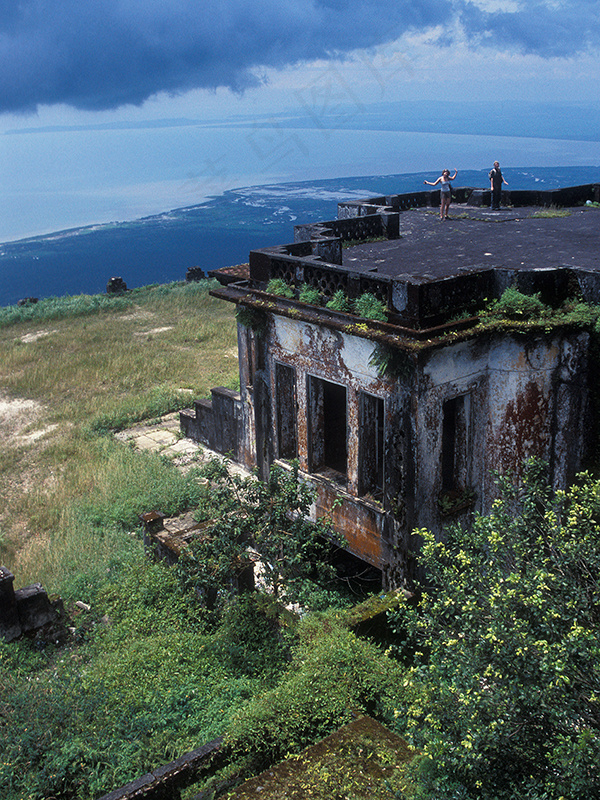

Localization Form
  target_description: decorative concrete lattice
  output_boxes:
[359,277,389,303]
[270,258,296,285]
[304,265,348,298]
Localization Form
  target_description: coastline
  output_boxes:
[1,165,599,308]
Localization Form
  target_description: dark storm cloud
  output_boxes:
[0,0,597,113]
[0,0,451,111]
[457,0,600,59]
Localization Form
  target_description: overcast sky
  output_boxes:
[1,0,600,130]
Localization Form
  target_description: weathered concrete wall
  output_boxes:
[180,387,245,464]
[236,312,590,586]
[250,314,412,581]
[412,338,488,535]
[181,294,590,588]
[414,329,589,534]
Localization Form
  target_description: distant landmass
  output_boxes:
[0,166,598,307]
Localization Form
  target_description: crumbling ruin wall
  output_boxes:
[413,329,589,534]
[0,566,63,643]
[239,312,414,582]
[180,304,591,588]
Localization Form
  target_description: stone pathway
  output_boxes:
[114,411,251,479]
[114,412,202,470]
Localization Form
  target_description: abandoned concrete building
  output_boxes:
[181,183,600,587]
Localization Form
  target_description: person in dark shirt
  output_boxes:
[489,161,508,210]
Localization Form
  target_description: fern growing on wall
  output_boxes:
[369,343,414,379]
[266,278,295,299]
[298,285,322,305]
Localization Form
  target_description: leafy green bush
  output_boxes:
[391,460,600,799]
[221,613,409,776]
[179,459,342,611]
[266,278,294,299]
[214,593,295,680]
[326,289,352,313]
[298,284,322,305]
[483,286,548,320]
[353,293,387,321]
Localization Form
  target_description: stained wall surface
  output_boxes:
[237,313,589,585]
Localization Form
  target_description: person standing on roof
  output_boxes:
[489,161,508,210]
[424,168,458,220]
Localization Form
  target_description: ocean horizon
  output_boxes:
[3,102,600,243]
[0,103,599,308]
[0,163,598,308]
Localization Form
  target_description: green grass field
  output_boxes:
[0,280,238,589]
[0,283,413,800]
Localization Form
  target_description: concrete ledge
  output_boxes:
[97,738,223,800]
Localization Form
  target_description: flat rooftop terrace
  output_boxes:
[344,205,600,280]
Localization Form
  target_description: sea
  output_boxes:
[1,108,599,307]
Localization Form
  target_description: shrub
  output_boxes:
[391,460,600,799]
[483,286,548,320]
[222,613,409,775]
[179,459,342,611]
[266,278,294,299]
[214,593,294,680]
[326,289,352,313]
[353,293,387,321]
[298,285,322,305]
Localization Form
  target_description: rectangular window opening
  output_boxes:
[308,376,347,479]
[275,363,298,460]
[441,395,469,493]
[359,393,384,499]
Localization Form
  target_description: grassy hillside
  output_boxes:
[2,279,598,800]
[0,283,412,800]
[0,279,239,590]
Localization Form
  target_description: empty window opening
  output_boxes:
[244,328,255,387]
[441,395,469,493]
[275,363,298,460]
[308,377,347,478]
[359,393,384,498]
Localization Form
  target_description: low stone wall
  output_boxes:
[97,738,223,800]
[338,183,600,216]
[294,212,400,244]
[180,387,243,461]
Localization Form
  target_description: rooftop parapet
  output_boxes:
[213,184,600,332]
[338,183,600,217]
